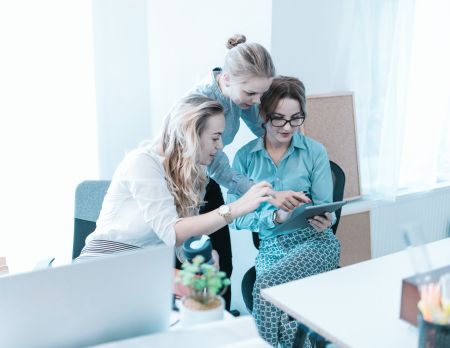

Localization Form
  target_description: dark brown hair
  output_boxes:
[260,76,307,123]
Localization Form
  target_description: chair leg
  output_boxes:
[293,322,309,347]
[309,331,329,348]
[293,322,330,348]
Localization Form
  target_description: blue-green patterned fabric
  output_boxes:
[253,227,340,347]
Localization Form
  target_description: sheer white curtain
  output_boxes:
[0,1,98,273]
[398,0,450,189]
[332,0,450,198]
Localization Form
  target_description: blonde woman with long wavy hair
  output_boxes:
[77,94,275,266]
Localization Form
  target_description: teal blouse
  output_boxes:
[228,132,333,240]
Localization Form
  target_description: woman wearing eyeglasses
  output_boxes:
[228,76,340,347]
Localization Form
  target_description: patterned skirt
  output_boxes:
[252,227,340,347]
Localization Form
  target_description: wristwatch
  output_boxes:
[272,210,281,225]
[218,205,233,224]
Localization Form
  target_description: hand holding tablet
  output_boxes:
[273,200,348,231]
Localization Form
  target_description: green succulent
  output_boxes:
[176,255,231,305]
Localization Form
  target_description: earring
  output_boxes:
[221,74,230,87]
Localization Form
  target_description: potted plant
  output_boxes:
[176,255,231,327]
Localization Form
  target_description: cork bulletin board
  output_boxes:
[302,93,361,200]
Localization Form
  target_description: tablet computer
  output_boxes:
[300,200,348,221]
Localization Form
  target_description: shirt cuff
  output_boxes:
[260,209,277,230]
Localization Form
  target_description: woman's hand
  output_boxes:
[230,181,276,218]
[268,190,311,212]
[308,212,333,232]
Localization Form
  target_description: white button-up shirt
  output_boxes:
[87,146,185,247]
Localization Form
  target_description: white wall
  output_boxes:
[271,0,349,94]
[93,0,152,178]
[0,0,98,272]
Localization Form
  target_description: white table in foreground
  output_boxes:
[92,315,270,348]
[262,237,450,348]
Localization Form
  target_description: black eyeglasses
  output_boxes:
[268,113,305,127]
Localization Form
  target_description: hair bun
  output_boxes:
[226,34,247,49]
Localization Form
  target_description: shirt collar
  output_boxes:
[250,137,266,153]
[292,132,307,150]
[250,132,307,153]
[210,68,230,105]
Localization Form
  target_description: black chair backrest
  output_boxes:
[73,180,111,259]
[329,160,345,235]
[251,160,345,250]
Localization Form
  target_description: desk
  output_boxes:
[261,237,450,348]
[91,315,270,348]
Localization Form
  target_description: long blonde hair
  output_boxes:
[156,95,224,217]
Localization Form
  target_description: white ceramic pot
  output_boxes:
[179,296,224,327]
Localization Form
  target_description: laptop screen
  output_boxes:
[0,245,174,348]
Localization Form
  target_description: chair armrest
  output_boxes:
[33,257,55,271]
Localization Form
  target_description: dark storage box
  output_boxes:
[400,265,450,326]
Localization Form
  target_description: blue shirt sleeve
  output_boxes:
[240,107,265,138]
[227,148,276,232]
[310,144,333,205]
[310,144,336,225]
[207,150,254,195]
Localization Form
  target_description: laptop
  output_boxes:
[0,245,174,348]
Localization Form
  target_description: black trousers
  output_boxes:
[200,179,233,310]
[175,179,233,310]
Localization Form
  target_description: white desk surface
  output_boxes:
[91,315,270,348]
[262,237,450,348]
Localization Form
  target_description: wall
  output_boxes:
[0,0,98,272]
[271,0,349,94]
[92,0,152,178]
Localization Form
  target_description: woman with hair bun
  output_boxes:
[192,35,310,310]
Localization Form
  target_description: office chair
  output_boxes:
[241,160,345,313]
[73,180,111,259]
